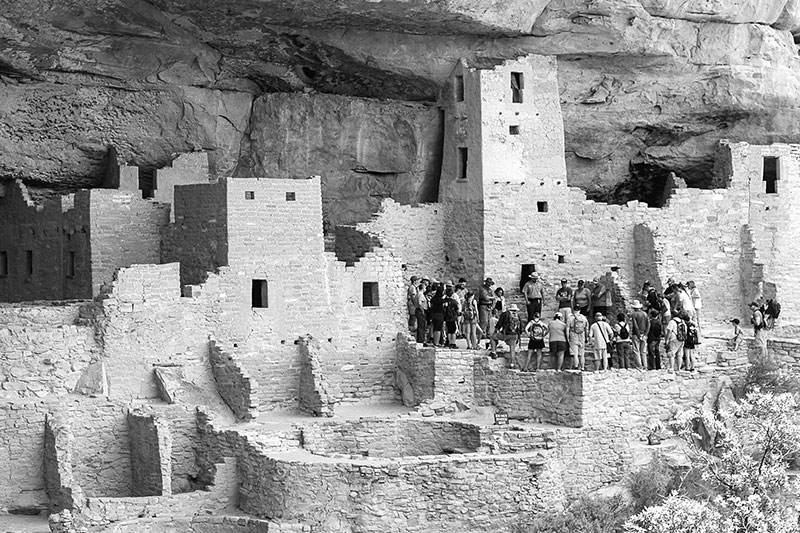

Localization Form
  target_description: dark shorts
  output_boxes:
[432,317,444,332]
[445,321,457,334]
[549,341,568,353]
[528,338,546,350]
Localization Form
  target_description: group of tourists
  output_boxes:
[407,273,712,373]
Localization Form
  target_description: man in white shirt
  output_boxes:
[589,313,615,371]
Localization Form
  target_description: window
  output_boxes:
[557,254,566,264]
[25,250,33,275]
[363,282,379,307]
[252,280,268,308]
[286,192,296,201]
[509,125,520,135]
[537,201,549,213]
[454,75,464,102]
[457,147,468,181]
[511,72,524,103]
[519,264,536,292]
[763,156,779,194]
[0,252,7,277]
[66,252,75,278]
[245,191,255,200]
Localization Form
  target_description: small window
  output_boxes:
[286,192,296,201]
[66,252,75,278]
[252,280,268,308]
[457,147,468,181]
[0,251,7,277]
[362,282,379,307]
[25,250,33,275]
[245,191,255,200]
[763,157,779,194]
[454,75,464,102]
[509,125,520,135]
[557,254,566,264]
[511,72,524,103]
[519,264,536,292]
[537,201,548,213]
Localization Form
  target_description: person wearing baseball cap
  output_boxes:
[555,278,573,319]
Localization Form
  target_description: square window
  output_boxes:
[454,75,464,102]
[0,251,7,277]
[66,252,75,278]
[25,250,33,275]
[763,156,779,194]
[252,279,268,308]
[557,254,566,264]
[509,125,520,135]
[362,282,379,307]
[245,191,255,200]
[286,192,296,201]
[537,201,549,213]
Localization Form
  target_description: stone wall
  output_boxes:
[748,336,800,369]
[209,341,259,421]
[395,334,435,404]
[0,400,49,512]
[128,410,172,497]
[44,411,77,512]
[153,152,210,211]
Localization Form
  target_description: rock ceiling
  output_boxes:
[3,0,800,222]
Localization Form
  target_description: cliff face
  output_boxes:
[2,0,800,221]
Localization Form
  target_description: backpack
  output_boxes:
[530,321,546,340]
[504,313,521,335]
[462,301,476,321]
[617,322,630,340]
[570,315,587,335]
[443,298,459,322]
[674,319,687,342]
[765,299,781,330]
[687,324,700,345]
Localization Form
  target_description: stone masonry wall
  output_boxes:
[153,152,210,212]
[44,410,77,512]
[0,400,49,512]
[395,334,435,404]
[128,410,172,497]
[209,341,259,421]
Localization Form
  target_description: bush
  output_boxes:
[515,495,634,533]
[626,458,680,512]
[624,494,732,533]
[733,359,800,398]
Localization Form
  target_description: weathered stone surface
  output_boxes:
[73,361,108,397]
[153,366,184,404]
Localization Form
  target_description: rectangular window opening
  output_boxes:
[286,192,296,201]
[457,147,468,181]
[763,156,779,194]
[511,72,524,104]
[362,282,380,307]
[519,264,536,292]
[25,250,33,275]
[0,251,7,277]
[454,75,464,102]
[509,125,520,135]
[537,201,549,213]
[245,191,255,200]
[66,251,76,278]
[557,254,566,264]
[252,279,269,308]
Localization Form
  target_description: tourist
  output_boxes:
[462,291,479,349]
[589,313,614,371]
[491,304,523,366]
[522,272,545,322]
[567,307,589,371]
[647,309,662,370]
[640,281,652,306]
[572,279,592,317]
[729,318,743,351]
[489,286,506,340]
[591,278,611,320]
[478,278,495,339]
[548,312,569,371]
[613,312,634,369]
[442,286,461,349]
[430,284,446,347]
[523,312,548,371]
[683,317,699,371]
[750,301,768,359]
[414,278,430,344]
[665,311,686,373]
[688,280,702,329]
[658,292,671,328]
[555,278,573,319]
[407,276,419,332]
[676,283,696,321]
[455,278,468,337]
[630,300,649,368]
[646,285,660,311]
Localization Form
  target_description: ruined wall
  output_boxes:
[395,335,436,404]
[0,401,49,512]
[209,341,259,421]
[88,190,170,297]
[152,152,210,210]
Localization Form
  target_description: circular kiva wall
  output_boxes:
[299,418,482,458]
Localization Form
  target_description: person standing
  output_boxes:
[407,276,419,332]
[647,309,663,370]
[522,272,545,322]
[751,301,768,359]
[414,278,430,344]
[572,280,592,317]
[665,312,686,373]
[548,313,569,371]
[630,300,650,368]
[683,318,699,371]
[442,286,461,349]
[591,278,611,320]
[491,304,523,367]
[567,308,589,371]
[589,313,615,371]
[523,312,548,371]
[462,292,479,350]
[613,313,634,369]
[429,285,446,347]
[555,279,573,319]
[688,280,702,330]
[477,278,495,341]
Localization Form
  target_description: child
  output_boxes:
[729,318,743,351]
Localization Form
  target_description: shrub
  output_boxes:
[515,495,633,533]
[625,458,680,512]
[733,359,800,398]
[624,494,733,533]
